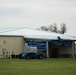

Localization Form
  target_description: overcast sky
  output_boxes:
[0,0,76,35]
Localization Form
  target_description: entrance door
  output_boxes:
[52,48,59,58]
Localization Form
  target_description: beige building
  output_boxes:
[0,36,24,58]
[0,27,76,58]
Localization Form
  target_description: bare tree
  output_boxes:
[59,23,67,34]
[38,26,49,31]
[37,23,67,34]
[49,23,58,33]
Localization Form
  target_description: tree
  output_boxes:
[37,26,49,31]
[48,23,58,33]
[37,23,67,34]
[59,23,67,34]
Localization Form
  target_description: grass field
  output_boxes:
[0,58,76,75]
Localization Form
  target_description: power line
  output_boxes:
[0,27,44,33]
[0,27,25,33]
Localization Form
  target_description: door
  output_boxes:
[52,48,59,58]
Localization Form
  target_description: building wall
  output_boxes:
[49,42,72,53]
[48,41,75,58]
[0,36,24,58]
[59,46,72,55]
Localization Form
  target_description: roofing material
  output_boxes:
[0,27,76,40]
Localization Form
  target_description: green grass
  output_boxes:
[0,58,76,75]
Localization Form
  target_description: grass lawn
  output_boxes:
[0,58,76,75]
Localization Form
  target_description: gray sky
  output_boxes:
[0,0,76,35]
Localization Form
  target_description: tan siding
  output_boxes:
[0,36,24,58]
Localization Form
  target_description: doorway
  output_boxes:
[48,42,60,58]
[52,48,59,58]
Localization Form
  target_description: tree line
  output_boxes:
[37,23,67,34]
